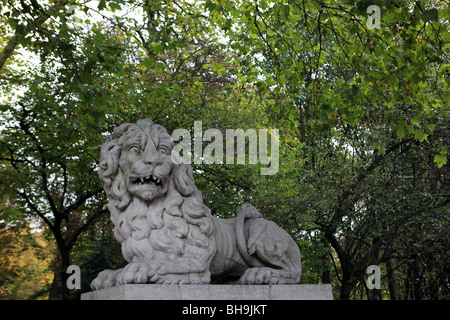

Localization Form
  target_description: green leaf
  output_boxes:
[154,43,166,54]
[109,2,121,12]
[421,8,438,22]
[396,119,406,138]
[259,0,267,10]
[424,123,435,133]
[373,141,386,154]
[172,83,181,92]
[434,154,447,168]
[280,4,290,18]
[414,129,427,142]
[98,0,106,10]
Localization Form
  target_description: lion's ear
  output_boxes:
[99,139,121,182]
[172,164,196,196]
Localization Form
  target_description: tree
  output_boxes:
[0,0,256,299]
[206,0,449,299]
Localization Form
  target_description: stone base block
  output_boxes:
[81,284,333,300]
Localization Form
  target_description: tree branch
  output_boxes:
[0,0,70,73]
[16,189,54,232]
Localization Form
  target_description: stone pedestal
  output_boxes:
[81,284,333,300]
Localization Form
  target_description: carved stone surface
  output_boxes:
[90,119,302,291]
[82,284,333,300]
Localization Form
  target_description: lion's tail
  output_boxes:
[235,204,265,267]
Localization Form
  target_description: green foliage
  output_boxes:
[205,0,449,299]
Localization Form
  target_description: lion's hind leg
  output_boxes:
[238,218,302,285]
[239,267,297,285]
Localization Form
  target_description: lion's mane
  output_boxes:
[98,119,215,272]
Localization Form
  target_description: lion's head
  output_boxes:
[99,119,175,207]
[98,119,215,268]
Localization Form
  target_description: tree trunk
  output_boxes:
[369,237,382,300]
[48,254,70,300]
[340,279,354,300]
[48,227,71,300]
[325,231,356,300]
[404,263,412,299]
[321,238,331,284]
[48,269,66,300]
[386,259,397,300]
[413,256,423,300]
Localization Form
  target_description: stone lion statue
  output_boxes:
[91,119,301,290]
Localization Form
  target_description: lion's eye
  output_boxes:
[158,147,168,154]
[129,146,140,153]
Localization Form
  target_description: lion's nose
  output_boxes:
[142,151,162,166]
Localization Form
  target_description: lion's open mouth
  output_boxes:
[130,174,163,187]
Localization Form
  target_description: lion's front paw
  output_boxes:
[115,262,161,285]
[150,272,209,284]
[91,268,123,290]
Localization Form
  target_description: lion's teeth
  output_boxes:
[145,175,150,180]
[140,177,144,183]
[157,178,160,184]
